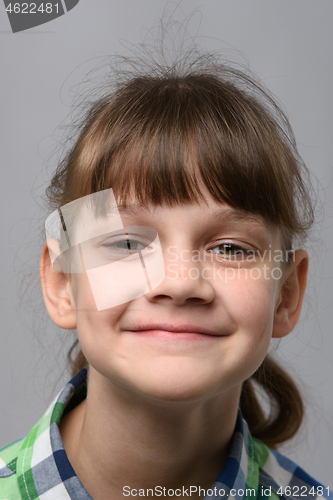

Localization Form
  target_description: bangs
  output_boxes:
[87,75,297,242]
[55,72,314,253]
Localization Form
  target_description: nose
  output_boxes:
[144,245,215,306]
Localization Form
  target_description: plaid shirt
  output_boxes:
[0,366,331,500]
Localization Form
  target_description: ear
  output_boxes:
[40,241,77,329]
[272,249,309,338]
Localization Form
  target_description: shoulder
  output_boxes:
[0,437,25,499]
[252,438,332,500]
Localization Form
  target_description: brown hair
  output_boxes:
[45,54,315,449]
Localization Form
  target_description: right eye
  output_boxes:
[102,237,150,254]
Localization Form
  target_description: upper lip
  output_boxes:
[127,323,222,336]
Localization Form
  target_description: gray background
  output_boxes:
[1,0,332,488]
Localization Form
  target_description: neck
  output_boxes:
[59,366,241,500]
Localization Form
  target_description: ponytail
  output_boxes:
[68,341,88,378]
[240,355,304,449]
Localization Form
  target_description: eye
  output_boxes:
[102,236,150,254]
[208,242,255,259]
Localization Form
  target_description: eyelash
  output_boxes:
[207,242,256,259]
[102,237,150,253]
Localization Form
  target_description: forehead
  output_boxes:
[122,197,277,234]
[115,199,271,231]
[114,179,271,228]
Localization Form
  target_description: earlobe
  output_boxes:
[40,242,77,330]
[272,249,309,339]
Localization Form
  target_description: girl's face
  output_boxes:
[69,189,285,403]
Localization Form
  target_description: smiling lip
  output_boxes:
[127,323,223,337]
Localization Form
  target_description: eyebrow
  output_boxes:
[114,203,270,232]
[202,208,270,231]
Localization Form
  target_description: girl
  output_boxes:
[0,53,331,500]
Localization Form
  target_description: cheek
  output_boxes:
[70,273,94,311]
[72,271,129,314]
[214,269,277,374]
[71,272,127,354]
[218,268,276,327]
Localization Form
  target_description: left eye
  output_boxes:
[102,238,149,253]
[208,243,254,258]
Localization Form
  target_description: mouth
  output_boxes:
[126,323,224,340]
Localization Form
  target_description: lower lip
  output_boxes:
[128,330,220,340]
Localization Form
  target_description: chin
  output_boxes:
[139,383,214,404]
[127,368,222,404]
